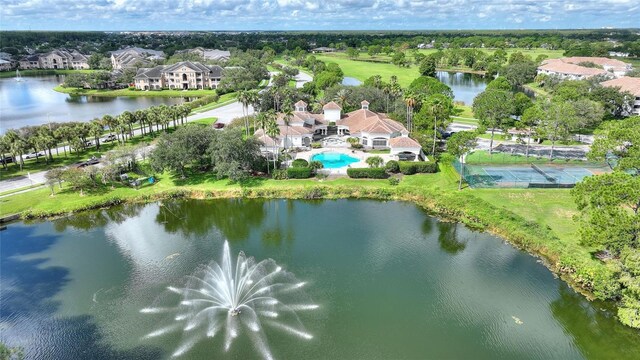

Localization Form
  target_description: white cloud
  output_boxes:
[0,0,638,30]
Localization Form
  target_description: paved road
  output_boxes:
[294,71,313,88]
[188,101,254,125]
[0,171,47,193]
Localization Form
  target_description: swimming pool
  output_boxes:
[311,152,360,169]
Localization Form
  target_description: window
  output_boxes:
[362,138,368,146]
[372,138,387,147]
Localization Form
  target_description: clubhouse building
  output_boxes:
[254,100,425,160]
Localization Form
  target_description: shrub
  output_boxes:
[399,161,438,175]
[292,159,309,168]
[311,143,322,149]
[385,160,400,173]
[287,167,313,179]
[309,160,324,171]
[347,167,387,179]
[351,143,364,149]
[272,169,288,180]
[366,156,384,168]
[388,177,400,186]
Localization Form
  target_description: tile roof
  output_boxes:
[389,136,421,148]
[338,108,407,135]
[323,101,342,110]
[538,59,608,77]
[601,76,640,97]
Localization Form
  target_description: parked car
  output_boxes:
[75,156,101,168]
[0,156,14,164]
[24,151,45,159]
[213,122,225,129]
[102,134,117,142]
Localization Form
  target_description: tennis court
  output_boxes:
[454,162,610,188]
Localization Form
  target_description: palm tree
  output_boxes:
[403,90,418,132]
[54,126,71,157]
[102,114,116,138]
[237,90,249,136]
[428,96,450,156]
[334,88,350,109]
[89,119,103,150]
[266,112,280,171]
[120,111,134,137]
[282,100,294,153]
[5,130,27,170]
[255,112,273,174]
[145,108,157,135]
[134,110,146,136]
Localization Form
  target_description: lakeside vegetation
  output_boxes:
[53,85,220,98]
[0,69,97,78]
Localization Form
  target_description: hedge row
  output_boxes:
[287,167,313,179]
[346,167,387,179]
[399,161,438,175]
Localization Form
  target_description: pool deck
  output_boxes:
[294,148,398,175]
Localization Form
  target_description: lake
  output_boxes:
[1,199,638,359]
[436,71,489,105]
[0,75,182,132]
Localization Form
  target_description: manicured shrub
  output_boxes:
[311,143,322,149]
[388,177,400,186]
[272,169,288,180]
[309,160,324,171]
[292,159,309,168]
[287,167,313,179]
[366,156,384,168]
[385,160,400,173]
[347,167,387,179]
[399,161,438,175]
[351,143,364,149]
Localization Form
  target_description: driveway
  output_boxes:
[187,101,254,125]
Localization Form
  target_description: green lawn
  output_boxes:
[314,54,421,87]
[54,86,219,98]
[189,93,237,114]
[190,117,218,126]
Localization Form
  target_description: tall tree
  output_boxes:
[472,89,515,153]
[589,116,640,172]
[539,101,578,159]
[447,131,478,190]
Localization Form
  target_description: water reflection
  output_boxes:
[435,71,488,105]
[156,199,267,241]
[551,285,640,358]
[0,76,182,131]
[437,222,466,254]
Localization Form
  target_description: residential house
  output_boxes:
[254,100,425,160]
[111,47,166,70]
[0,59,12,71]
[311,47,336,53]
[177,47,231,62]
[537,57,632,80]
[134,61,224,90]
[18,49,89,70]
[601,77,640,115]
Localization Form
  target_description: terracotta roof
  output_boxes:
[389,136,421,148]
[295,100,307,107]
[323,101,342,110]
[338,109,408,135]
[538,59,607,77]
[253,129,278,147]
[601,77,640,97]
[360,100,370,105]
[561,57,629,70]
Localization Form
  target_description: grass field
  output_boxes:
[54,85,219,98]
[190,117,218,126]
[314,54,421,87]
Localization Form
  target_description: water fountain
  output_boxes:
[141,241,318,359]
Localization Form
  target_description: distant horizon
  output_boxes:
[1,0,638,32]
[2,28,640,33]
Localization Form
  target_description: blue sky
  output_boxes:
[1,0,638,31]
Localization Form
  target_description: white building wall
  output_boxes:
[324,109,341,122]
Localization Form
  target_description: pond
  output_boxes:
[435,71,489,105]
[1,199,639,359]
[0,75,183,132]
[342,76,363,86]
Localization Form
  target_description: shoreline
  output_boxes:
[5,177,612,312]
[53,85,219,98]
